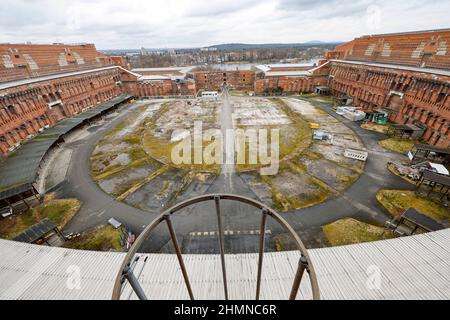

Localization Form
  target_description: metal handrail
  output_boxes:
[111,194,320,300]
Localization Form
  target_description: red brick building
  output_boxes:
[254,62,330,95]
[0,43,126,156]
[193,70,255,91]
[121,67,197,97]
[326,29,450,148]
[121,76,196,97]
[1,29,449,156]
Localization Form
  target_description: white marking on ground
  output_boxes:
[189,230,272,237]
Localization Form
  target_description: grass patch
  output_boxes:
[298,93,319,98]
[379,138,416,154]
[0,198,81,240]
[323,218,396,246]
[377,189,450,224]
[64,225,125,252]
[310,96,335,105]
[111,178,146,197]
[91,145,156,181]
[93,157,153,181]
[92,108,156,181]
[361,122,391,134]
[230,90,247,97]
[123,133,142,145]
[271,98,312,157]
[142,129,221,174]
[151,101,171,123]
[129,148,148,162]
[142,130,175,163]
[260,162,332,212]
[116,165,172,201]
[303,150,324,161]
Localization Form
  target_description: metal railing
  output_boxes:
[112,194,320,300]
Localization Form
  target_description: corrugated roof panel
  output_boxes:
[0,94,131,195]
[0,229,449,300]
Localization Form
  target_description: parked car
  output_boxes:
[0,206,13,219]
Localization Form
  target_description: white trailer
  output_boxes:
[201,91,219,98]
[344,149,369,162]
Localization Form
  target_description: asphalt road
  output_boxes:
[61,103,160,236]
[281,98,414,242]
[58,95,414,252]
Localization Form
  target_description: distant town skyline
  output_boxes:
[1,0,449,49]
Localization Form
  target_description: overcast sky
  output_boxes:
[0,0,449,49]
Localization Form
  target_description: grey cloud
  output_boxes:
[0,0,52,27]
[277,0,373,17]
[0,0,449,49]
[187,0,261,17]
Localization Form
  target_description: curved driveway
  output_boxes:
[62,103,160,236]
[60,96,414,251]
[282,99,414,245]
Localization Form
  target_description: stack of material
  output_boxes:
[395,163,421,180]
[313,130,333,142]
[336,107,366,121]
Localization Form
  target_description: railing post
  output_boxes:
[289,255,309,300]
[214,195,229,300]
[112,194,320,301]
[123,265,148,300]
[165,214,195,300]
[256,209,268,300]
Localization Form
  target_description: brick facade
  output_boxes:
[326,29,450,148]
[193,70,255,91]
[255,76,313,95]
[328,61,450,148]
[0,67,122,155]
[1,29,449,156]
[122,78,196,97]
[254,63,330,95]
[0,43,125,156]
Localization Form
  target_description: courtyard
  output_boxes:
[2,93,447,253]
